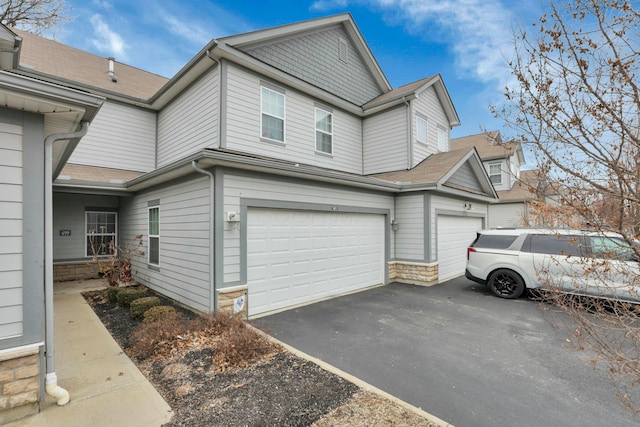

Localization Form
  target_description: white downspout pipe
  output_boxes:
[192,160,217,312]
[44,122,90,405]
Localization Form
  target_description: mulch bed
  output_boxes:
[83,287,439,426]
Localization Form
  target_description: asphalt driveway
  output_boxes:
[255,277,639,427]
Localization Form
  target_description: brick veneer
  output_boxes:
[53,261,100,282]
[389,261,439,286]
[0,346,41,424]
[218,285,248,319]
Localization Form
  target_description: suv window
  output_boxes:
[523,234,585,256]
[471,233,519,249]
[588,236,635,261]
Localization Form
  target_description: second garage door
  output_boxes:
[437,215,483,281]
[247,209,385,316]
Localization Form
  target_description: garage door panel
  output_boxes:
[248,209,385,315]
[438,216,482,281]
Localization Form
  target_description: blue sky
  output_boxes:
[51,0,545,140]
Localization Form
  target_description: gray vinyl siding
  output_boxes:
[157,68,219,168]
[488,203,525,228]
[225,65,363,174]
[411,86,450,167]
[394,193,424,260]
[69,101,156,172]
[430,195,488,261]
[243,25,382,106]
[222,171,395,284]
[0,110,45,350]
[52,193,120,260]
[446,161,483,192]
[363,106,408,174]
[0,123,23,340]
[120,176,212,312]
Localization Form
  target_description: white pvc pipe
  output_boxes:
[44,122,89,405]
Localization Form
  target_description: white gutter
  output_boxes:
[44,122,90,405]
[191,161,217,312]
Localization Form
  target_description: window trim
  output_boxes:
[148,205,160,267]
[416,114,428,145]
[489,163,503,185]
[315,106,333,155]
[260,84,286,143]
[85,210,118,258]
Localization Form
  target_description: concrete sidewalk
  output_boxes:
[7,280,173,427]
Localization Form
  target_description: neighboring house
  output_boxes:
[0,14,498,420]
[451,131,540,227]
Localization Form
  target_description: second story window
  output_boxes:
[261,86,285,142]
[315,107,333,154]
[416,115,428,144]
[489,163,502,185]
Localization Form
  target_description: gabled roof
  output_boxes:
[219,13,391,94]
[372,147,497,199]
[8,27,168,101]
[363,74,460,125]
[451,131,525,163]
[496,169,555,202]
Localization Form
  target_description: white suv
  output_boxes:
[465,228,640,302]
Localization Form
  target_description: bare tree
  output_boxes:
[495,0,640,410]
[1,0,70,34]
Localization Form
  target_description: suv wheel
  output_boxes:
[488,269,525,299]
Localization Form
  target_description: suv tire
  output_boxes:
[488,269,525,299]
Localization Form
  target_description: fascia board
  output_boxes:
[0,71,104,118]
[436,183,500,203]
[126,150,401,193]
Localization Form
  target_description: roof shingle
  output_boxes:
[12,28,168,100]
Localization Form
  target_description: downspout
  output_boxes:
[192,161,217,312]
[44,122,89,405]
[403,96,412,169]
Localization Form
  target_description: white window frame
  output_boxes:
[315,107,333,154]
[489,163,503,185]
[260,85,285,143]
[416,115,428,145]
[438,126,448,152]
[148,205,160,266]
[85,211,117,258]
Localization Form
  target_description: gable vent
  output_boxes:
[339,38,348,64]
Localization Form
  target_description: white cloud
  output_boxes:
[89,14,128,60]
[310,0,349,11]
[311,0,522,94]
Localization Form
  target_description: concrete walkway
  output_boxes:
[7,280,173,427]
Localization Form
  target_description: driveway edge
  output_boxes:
[251,325,454,427]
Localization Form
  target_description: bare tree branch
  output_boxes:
[1,0,70,34]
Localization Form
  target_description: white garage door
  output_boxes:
[247,209,385,316]
[437,215,483,281]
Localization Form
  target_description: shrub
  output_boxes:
[143,305,177,322]
[193,311,280,372]
[116,288,147,307]
[129,311,188,359]
[130,296,160,319]
[106,286,122,303]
